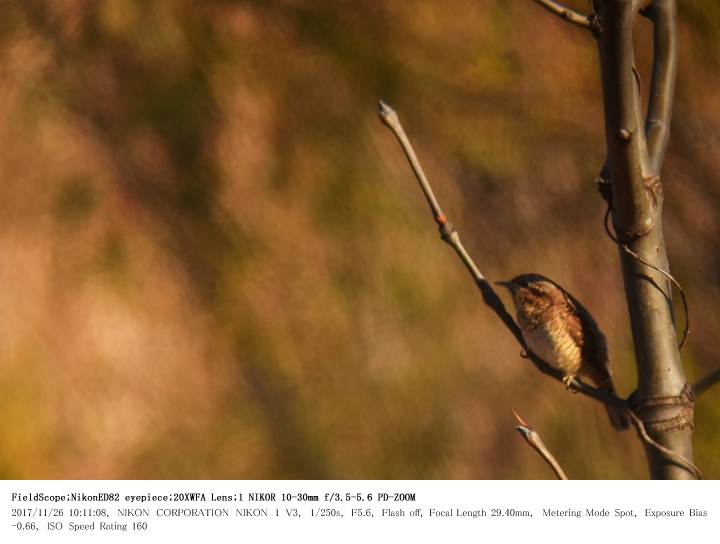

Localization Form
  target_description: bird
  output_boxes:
[496,273,629,431]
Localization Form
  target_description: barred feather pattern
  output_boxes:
[503,274,629,431]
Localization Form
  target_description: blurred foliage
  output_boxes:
[0,0,718,479]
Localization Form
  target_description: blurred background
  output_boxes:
[0,0,718,479]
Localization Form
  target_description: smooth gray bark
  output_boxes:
[597,0,694,479]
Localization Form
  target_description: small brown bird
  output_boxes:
[497,274,629,431]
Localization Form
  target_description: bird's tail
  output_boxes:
[599,380,630,431]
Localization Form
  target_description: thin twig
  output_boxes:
[378,100,627,413]
[626,411,703,479]
[530,0,592,30]
[693,369,720,398]
[512,410,568,480]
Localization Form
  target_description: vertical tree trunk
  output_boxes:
[597,0,694,479]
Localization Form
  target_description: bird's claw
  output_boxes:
[562,376,577,391]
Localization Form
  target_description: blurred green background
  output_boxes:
[0,0,718,479]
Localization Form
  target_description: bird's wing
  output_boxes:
[563,290,612,377]
[559,290,585,351]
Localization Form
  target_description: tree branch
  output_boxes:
[603,207,689,349]
[377,100,626,413]
[512,410,568,480]
[693,369,720,398]
[598,0,654,237]
[642,0,678,174]
[530,0,592,30]
[596,0,695,479]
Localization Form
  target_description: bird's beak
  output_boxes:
[495,280,515,291]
